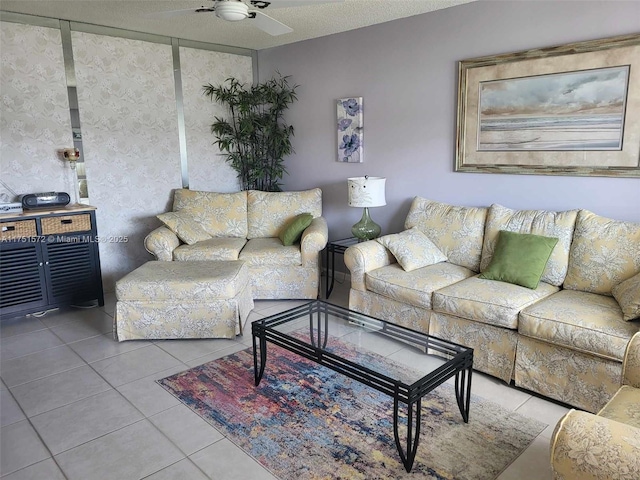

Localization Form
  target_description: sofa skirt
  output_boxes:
[430,312,518,383]
[250,265,319,299]
[515,336,622,413]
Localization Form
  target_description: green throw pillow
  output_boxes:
[479,230,558,289]
[279,213,313,246]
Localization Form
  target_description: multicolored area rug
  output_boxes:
[158,338,546,480]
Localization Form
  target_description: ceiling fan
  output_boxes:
[147,0,344,36]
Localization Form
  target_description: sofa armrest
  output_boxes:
[623,331,640,388]
[301,217,329,267]
[144,227,180,261]
[344,240,396,291]
[550,409,640,480]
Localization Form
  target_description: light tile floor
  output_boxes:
[0,277,567,479]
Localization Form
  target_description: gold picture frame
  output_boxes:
[455,33,640,177]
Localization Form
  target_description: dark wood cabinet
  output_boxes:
[0,206,104,319]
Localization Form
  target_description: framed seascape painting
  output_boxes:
[455,33,640,177]
[337,97,363,163]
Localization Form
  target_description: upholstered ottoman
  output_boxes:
[115,261,254,341]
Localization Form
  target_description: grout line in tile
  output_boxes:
[3,358,89,389]
[512,395,534,413]
[1,382,69,479]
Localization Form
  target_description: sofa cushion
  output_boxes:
[479,230,558,289]
[279,213,313,246]
[564,210,640,295]
[432,276,559,329]
[519,290,639,361]
[375,227,447,272]
[480,204,578,286]
[116,261,249,301]
[173,189,248,238]
[247,189,322,239]
[612,271,640,321]
[404,198,487,272]
[157,211,211,245]
[239,238,302,266]
[173,238,247,261]
[366,262,475,310]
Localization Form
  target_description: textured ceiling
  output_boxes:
[1,0,476,50]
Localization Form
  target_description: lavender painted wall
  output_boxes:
[258,0,640,244]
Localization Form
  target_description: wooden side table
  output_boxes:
[325,237,360,299]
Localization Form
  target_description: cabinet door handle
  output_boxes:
[39,262,43,267]
[61,219,73,224]
[45,261,49,265]
[3,225,15,232]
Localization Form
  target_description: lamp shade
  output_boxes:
[348,176,386,208]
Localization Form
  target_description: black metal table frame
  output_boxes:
[252,300,473,472]
[325,237,359,298]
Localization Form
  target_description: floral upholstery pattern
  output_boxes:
[173,238,247,261]
[115,261,253,340]
[365,263,474,310]
[173,189,248,238]
[349,288,431,333]
[301,217,329,267]
[247,188,323,239]
[250,266,319,299]
[564,210,640,295]
[144,189,326,299]
[550,333,640,480]
[344,240,396,291]
[116,297,252,340]
[376,227,447,272]
[116,261,249,301]
[624,332,640,387]
[144,226,180,261]
[239,238,302,266]
[430,312,518,382]
[519,290,639,361]
[432,276,558,329]
[551,410,640,480]
[612,271,640,321]
[515,336,621,413]
[345,202,639,414]
[479,204,578,286]
[156,211,212,245]
[598,386,640,428]
[404,197,487,272]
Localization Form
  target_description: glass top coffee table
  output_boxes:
[252,300,473,472]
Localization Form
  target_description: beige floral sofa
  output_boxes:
[550,332,640,479]
[145,188,328,299]
[344,197,640,413]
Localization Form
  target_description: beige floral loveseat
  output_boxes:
[145,188,328,299]
[344,197,640,413]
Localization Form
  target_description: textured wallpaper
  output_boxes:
[72,32,182,289]
[180,47,252,192]
[0,22,74,200]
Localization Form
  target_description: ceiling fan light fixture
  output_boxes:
[215,2,250,21]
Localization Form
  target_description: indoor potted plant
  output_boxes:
[204,73,298,191]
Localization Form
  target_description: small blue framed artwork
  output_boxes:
[337,97,363,163]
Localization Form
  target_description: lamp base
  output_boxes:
[352,207,381,241]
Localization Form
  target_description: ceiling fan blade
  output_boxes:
[250,11,293,36]
[144,7,214,20]
[255,0,344,9]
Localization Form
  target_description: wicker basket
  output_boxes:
[41,214,92,235]
[0,219,37,240]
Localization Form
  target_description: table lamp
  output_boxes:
[347,176,386,241]
[63,148,80,204]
